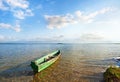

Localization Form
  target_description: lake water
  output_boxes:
[0,43,119,82]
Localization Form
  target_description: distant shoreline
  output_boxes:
[0,42,120,44]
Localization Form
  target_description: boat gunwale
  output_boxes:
[31,50,60,65]
[37,53,61,66]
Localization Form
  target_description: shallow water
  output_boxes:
[0,43,119,82]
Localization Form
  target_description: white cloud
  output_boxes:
[0,0,33,32]
[13,10,25,19]
[86,7,112,18]
[76,33,104,43]
[0,35,5,41]
[29,35,64,42]
[6,0,29,9]
[0,0,33,19]
[12,24,21,32]
[25,9,34,16]
[0,23,21,32]
[13,9,33,19]
[0,35,18,41]
[75,7,112,23]
[0,23,12,29]
[52,35,64,41]
[0,0,9,10]
[45,14,77,29]
[45,7,112,29]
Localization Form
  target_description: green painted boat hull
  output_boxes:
[31,50,61,72]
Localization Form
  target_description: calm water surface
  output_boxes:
[0,43,120,82]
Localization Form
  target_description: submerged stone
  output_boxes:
[104,66,120,82]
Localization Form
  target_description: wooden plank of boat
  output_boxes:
[30,50,61,72]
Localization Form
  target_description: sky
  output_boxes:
[0,0,120,43]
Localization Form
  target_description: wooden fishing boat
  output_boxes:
[30,50,61,72]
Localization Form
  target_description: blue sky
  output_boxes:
[0,0,120,43]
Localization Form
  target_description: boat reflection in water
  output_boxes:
[32,57,61,82]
